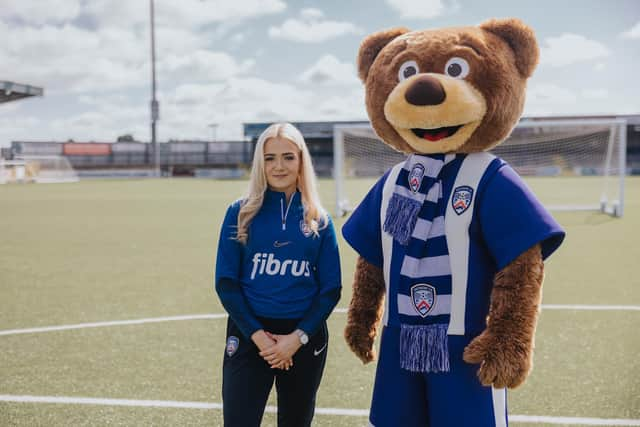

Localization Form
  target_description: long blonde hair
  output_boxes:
[236,122,328,244]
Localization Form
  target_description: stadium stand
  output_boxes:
[0,80,43,104]
[8,140,252,178]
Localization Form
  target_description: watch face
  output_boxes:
[299,332,309,345]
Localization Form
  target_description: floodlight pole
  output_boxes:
[208,123,218,142]
[150,0,160,177]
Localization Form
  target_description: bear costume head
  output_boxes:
[358,18,538,154]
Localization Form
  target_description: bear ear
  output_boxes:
[358,27,410,83]
[480,18,539,78]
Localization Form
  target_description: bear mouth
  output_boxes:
[411,125,463,142]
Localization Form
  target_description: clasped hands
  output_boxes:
[251,329,302,370]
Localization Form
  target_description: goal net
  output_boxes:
[334,118,627,217]
[0,155,79,184]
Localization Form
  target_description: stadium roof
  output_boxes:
[244,120,367,140]
[0,80,44,103]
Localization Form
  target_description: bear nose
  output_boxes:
[404,75,446,106]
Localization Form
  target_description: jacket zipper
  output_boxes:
[280,194,294,231]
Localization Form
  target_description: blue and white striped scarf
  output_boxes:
[383,153,456,373]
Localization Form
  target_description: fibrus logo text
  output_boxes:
[250,252,311,279]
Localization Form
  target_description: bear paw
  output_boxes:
[463,330,532,389]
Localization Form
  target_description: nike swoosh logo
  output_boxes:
[313,343,327,356]
[273,240,292,248]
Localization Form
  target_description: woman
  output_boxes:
[215,122,342,427]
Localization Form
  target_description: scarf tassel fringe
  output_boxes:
[383,193,421,245]
[399,323,450,373]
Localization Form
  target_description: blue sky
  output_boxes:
[1,0,638,146]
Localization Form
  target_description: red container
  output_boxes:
[63,143,112,156]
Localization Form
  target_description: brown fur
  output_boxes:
[358,27,410,83]
[463,244,544,388]
[480,18,539,78]
[347,18,546,389]
[344,256,386,363]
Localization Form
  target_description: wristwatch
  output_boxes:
[295,329,309,345]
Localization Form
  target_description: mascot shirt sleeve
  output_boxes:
[341,171,390,268]
[479,162,566,270]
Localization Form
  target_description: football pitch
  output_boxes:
[1,177,639,426]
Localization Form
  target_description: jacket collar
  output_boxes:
[264,188,300,205]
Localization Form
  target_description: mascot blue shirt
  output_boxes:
[343,154,565,334]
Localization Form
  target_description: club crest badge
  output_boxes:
[226,336,239,357]
[452,185,474,215]
[411,284,436,317]
[300,220,313,238]
[408,163,425,193]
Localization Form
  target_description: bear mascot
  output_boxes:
[341,18,566,426]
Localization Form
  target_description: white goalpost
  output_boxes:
[333,118,627,218]
[0,155,79,184]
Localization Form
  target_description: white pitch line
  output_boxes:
[336,305,640,313]
[510,415,640,426]
[0,395,221,410]
[0,395,639,425]
[0,314,227,336]
[541,304,640,311]
[1,304,639,337]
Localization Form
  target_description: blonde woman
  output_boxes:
[215,122,341,427]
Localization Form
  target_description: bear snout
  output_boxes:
[404,75,446,106]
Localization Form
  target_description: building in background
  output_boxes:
[3,115,639,179]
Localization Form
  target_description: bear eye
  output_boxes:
[444,57,470,79]
[398,60,419,81]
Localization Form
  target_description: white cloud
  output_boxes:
[269,9,363,43]
[0,96,151,144]
[299,55,359,86]
[620,21,640,39]
[83,0,286,29]
[0,17,255,93]
[80,1,148,29]
[0,0,81,25]
[527,83,578,104]
[46,105,148,142]
[581,89,608,100]
[156,27,209,56]
[0,116,42,141]
[524,83,578,115]
[160,50,254,83]
[149,77,366,141]
[158,78,315,140]
[0,24,148,92]
[230,33,246,44]
[300,8,325,20]
[314,88,366,120]
[158,0,287,26]
[385,0,449,19]
[540,33,610,67]
[160,77,367,140]
[6,24,99,61]
[522,83,623,116]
